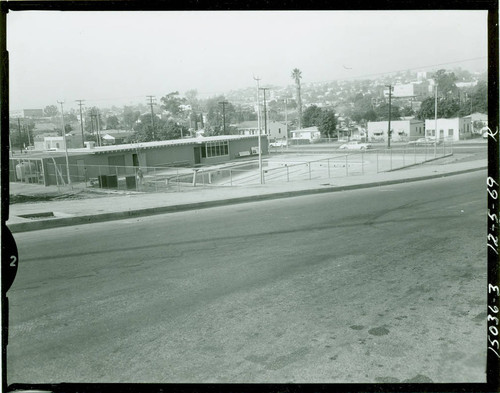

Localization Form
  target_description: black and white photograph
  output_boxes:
[2,4,498,390]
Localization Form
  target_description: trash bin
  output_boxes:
[125,175,136,190]
[107,174,118,188]
[98,175,108,188]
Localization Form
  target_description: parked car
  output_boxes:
[338,141,371,150]
[408,138,441,146]
[269,140,288,148]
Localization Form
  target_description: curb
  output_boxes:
[8,166,487,233]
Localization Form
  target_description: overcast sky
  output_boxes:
[7,10,488,111]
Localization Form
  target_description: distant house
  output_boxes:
[425,117,472,141]
[367,120,425,142]
[236,120,288,141]
[101,129,134,145]
[290,126,321,143]
[463,112,488,133]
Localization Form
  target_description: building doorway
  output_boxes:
[132,153,139,167]
[194,147,201,165]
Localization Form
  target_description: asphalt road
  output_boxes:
[8,171,487,384]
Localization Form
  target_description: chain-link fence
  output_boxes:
[9,139,452,192]
[8,158,45,185]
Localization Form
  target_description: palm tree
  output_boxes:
[291,68,303,129]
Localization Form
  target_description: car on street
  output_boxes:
[269,140,288,148]
[338,141,371,150]
[407,138,442,146]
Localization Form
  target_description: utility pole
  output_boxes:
[219,100,228,134]
[253,75,263,184]
[284,97,288,147]
[147,95,156,140]
[386,84,392,148]
[24,124,31,147]
[260,88,270,140]
[57,101,72,186]
[96,108,102,147]
[76,99,85,147]
[434,84,438,157]
[17,117,22,153]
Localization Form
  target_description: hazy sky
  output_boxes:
[7,10,488,111]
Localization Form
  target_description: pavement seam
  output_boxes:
[7,166,487,233]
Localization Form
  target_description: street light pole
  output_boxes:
[57,101,72,186]
[434,84,438,157]
[253,75,263,184]
[386,84,392,148]
[284,97,288,147]
[260,87,270,140]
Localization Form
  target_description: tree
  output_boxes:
[302,105,324,127]
[106,115,120,130]
[375,103,401,121]
[160,91,186,118]
[470,80,487,114]
[416,96,460,120]
[184,89,199,110]
[122,106,141,130]
[434,69,458,97]
[318,110,337,139]
[44,105,59,117]
[291,68,303,128]
[401,106,415,117]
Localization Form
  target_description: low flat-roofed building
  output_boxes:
[367,119,425,142]
[425,117,472,141]
[11,135,268,186]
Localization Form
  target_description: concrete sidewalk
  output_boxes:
[6,158,487,233]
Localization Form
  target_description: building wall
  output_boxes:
[266,122,288,141]
[41,136,268,185]
[425,117,472,141]
[367,120,424,142]
[145,145,195,167]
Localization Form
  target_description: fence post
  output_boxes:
[230,169,232,186]
[390,148,393,170]
[177,168,180,192]
[327,159,331,178]
[361,151,364,175]
[154,168,157,192]
[286,165,289,182]
[425,144,427,161]
[403,146,406,167]
[376,150,379,173]
[308,162,312,180]
[345,155,348,176]
[414,143,417,164]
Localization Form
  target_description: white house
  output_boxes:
[236,120,288,141]
[290,126,321,143]
[367,120,425,142]
[425,117,472,141]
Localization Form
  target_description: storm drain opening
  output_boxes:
[18,212,55,219]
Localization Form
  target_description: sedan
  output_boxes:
[338,141,371,150]
[408,138,441,146]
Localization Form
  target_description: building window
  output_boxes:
[279,128,281,134]
[467,124,470,132]
[204,140,229,158]
[56,143,60,149]
[448,129,453,136]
